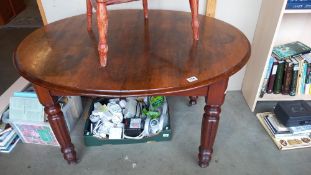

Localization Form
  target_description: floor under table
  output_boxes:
[0,92,310,175]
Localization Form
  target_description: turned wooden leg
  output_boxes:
[189,0,199,40]
[142,0,148,19]
[87,0,92,31]
[34,85,77,164]
[198,78,228,168]
[189,96,198,106]
[97,0,108,67]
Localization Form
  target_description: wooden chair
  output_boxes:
[87,0,199,67]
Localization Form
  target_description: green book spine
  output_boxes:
[300,61,308,94]
[273,61,285,94]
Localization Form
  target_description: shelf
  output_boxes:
[284,9,311,14]
[242,0,311,111]
[258,93,311,101]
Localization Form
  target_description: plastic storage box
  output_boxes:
[84,98,172,146]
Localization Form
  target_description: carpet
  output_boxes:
[3,0,43,28]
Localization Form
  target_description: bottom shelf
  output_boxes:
[258,94,311,101]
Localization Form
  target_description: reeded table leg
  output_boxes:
[198,78,228,167]
[34,85,77,164]
[189,96,198,106]
[97,0,108,67]
[189,0,199,40]
[142,0,148,19]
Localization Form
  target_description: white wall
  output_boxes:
[215,0,262,90]
[40,0,262,90]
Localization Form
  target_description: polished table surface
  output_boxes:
[14,10,250,167]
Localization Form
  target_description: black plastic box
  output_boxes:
[274,100,311,127]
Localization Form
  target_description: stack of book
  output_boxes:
[257,112,311,150]
[6,91,58,146]
[2,90,82,146]
[286,0,311,9]
[0,110,20,154]
[0,125,20,153]
[260,41,311,98]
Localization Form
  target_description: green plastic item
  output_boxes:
[143,109,160,119]
[150,96,164,109]
[141,96,165,119]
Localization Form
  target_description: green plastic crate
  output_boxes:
[83,98,172,146]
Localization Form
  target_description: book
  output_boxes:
[273,60,285,94]
[0,127,12,137]
[288,0,311,2]
[257,112,311,150]
[263,116,293,138]
[0,130,11,142]
[289,58,299,96]
[282,59,293,95]
[0,130,16,147]
[260,56,275,97]
[0,133,18,149]
[289,125,311,134]
[264,112,311,135]
[265,113,290,132]
[300,60,308,94]
[12,123,59,146]
[267,59,279,93]
[295,56,304,95]
[272,41,311,60]
[304,60,311,94]
[286,2,311,9]
[302,53,311,94]
[262,112,311,136]
[0,135,20,154]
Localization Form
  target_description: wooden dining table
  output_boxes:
[13,10,250,168]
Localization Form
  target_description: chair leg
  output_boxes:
[96,0,108,67]
[189,0,199,40]
[87,0,92,32]
[142,0,148,19]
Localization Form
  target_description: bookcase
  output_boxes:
[242,0,311,112]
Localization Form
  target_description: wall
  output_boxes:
[275,13,311,46]
[215,0,262,90]
[40,0,262,90]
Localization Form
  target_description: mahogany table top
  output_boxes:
[14,10,250,96]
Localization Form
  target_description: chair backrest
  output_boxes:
[206,0,217,17]
[91,0,141,6]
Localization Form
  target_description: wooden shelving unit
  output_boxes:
[242,0,311,111]
[258,94,311,102]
